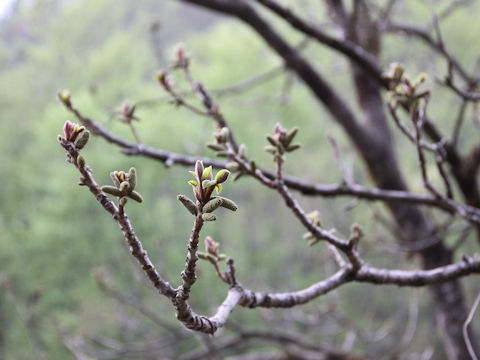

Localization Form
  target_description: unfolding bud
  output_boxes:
[202,166,212,180]
[63,120,85,142]
[203,198,223,213]
[215,169,230,184]
[202,179,217,188]
[154,71,172,92]
[195,160,204,181]
[58,90,72,107]
[214,127,229,143]
[274,123,287,142]
[110,172,121,187]
[177,194,198,215]
[77,155,85,167]
[307,210,322,227]
[205,236,219,256]
[75,130,90,149]
[175,42,187,66]
[121,101,136,119]
[351,223,363,238]
[202,213,216,221]
[114,171,128,184]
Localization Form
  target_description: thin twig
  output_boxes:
[463,291,480,360]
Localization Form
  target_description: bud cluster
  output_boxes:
[383,63,429,106]
[265,123,301,160]
[101,167,144,205]
[177,160,237,221]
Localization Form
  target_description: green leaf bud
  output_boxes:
[220,127,229,142]
[197,252,209,260]
[102,185,123,196]
[215,184,222,194]
[203,198,223,213]
[75,131,90,149]
[264,145,277,154]
[217,197,238,211]
[267,135,280,147]
[250,160,256,173]
[177,194,198,215]
[77,155,85,167]
[206,143,226,151]
[188,180,198,187]
[201,213,216,221]
[286,143,301,152]
[119,196,128,207]
[120,181,130,194]
[202,166,212,180]
[238,144,247,159]
[128,167,137,190]
[202,179,217,188]
[284,127,298,146]
[110,172,121,187]
[128,191,144,203]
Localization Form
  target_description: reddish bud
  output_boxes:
[205,236,219,256]
[176,42,185,63]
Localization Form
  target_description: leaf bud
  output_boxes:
[203,198,223,213]
[128,167,137,190]
[101,186,123,196]
[75,130,90,149]
[76,155,86,167]
[201,213,216,221]
[177,194,198,215]
[215,169,230,184]
[128,191,144,203]
[205,236,219,256]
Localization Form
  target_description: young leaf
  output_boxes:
[102,186,123,196]
[177,194,198,215]
[128,191,144,203]
[201,213,216,221]
[128,167,137,190]
[203,198,222,213]
[202,166,212,180]
[217,197,238,211]
[75,131,90,149]
[110,172,121,187]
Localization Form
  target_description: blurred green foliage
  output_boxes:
[0,0,479,358]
